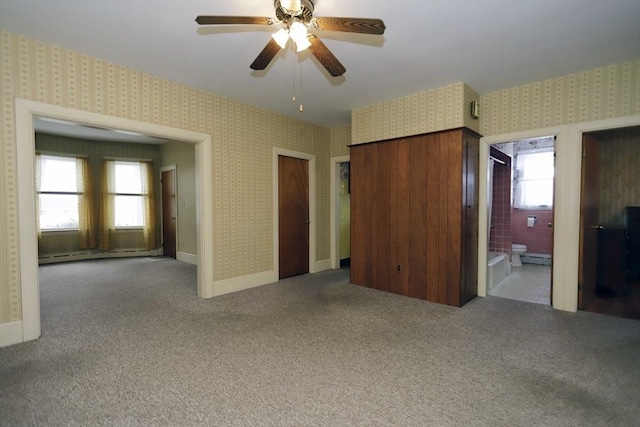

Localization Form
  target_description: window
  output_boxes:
[99,159,156,251]
[37,155,80,230]
[514,150,554,209]
[114,161,144,227]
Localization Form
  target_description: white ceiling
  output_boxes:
[2,0,639,128]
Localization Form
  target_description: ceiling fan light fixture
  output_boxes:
[294,35,311,52]
[289,21,310,51]
[272,28,290,49]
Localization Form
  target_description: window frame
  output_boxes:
[513,148,555,210]
[113,161,146,229]
[37,154,82,232]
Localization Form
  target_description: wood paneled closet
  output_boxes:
[350,127,480,307]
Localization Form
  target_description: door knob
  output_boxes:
[305,220,311,224]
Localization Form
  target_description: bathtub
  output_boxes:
[487,252,508,290]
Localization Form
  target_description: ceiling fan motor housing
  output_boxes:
[274,0,315,22]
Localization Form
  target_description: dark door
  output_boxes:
[161,169,177,259]
[278,155,309,279]
[578,133,600,309]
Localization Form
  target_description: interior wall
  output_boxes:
[351,82,480,144]
[511,209,554,255]
[481,60,640,137]
[160,141,197,256]
[330,125,351,157]
[0,30,331,324]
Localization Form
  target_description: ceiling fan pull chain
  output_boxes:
[299,60,303,112]
[292,43,297,102]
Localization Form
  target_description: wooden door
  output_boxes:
[374,140,398,293]
[161,169,177,259]
[278,155,309,279]
[578,133,600,309]
[350,145,372,286]
[349,129,473,307]
[408,136,428,299]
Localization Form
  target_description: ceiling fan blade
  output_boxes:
[195,16,275,26]
[308,35,346,77]
[311,17,386,35]
[250,38,282,71]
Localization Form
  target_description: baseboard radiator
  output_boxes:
[520,253,552,266]
[38,248,162,264]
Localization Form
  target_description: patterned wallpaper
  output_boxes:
[481,60,640,136]
[598,128,640,224]
[0,31,330,323]
[330,125,351,157]
[352,82,467,144]
[160,141,197,256]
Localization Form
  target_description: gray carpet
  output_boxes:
[1,258,639,426]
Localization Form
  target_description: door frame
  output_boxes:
[160,165,178,259]
[330,155,350,269]
[272,148,316,276]
[14,99,215,344]
[479,114,640,312]
[483,137,555,305]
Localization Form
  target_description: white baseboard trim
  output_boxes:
[314,259,332,272]
[212,270,279,297]
[0,321,23,348]
[177,251,197,265]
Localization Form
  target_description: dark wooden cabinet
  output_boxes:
[625,207,640,280]
[350,128,480,307]
[597,226,627,296]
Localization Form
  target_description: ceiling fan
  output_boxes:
[195,0,386,77]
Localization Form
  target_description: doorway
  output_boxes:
[578,125,640,319]
[485,137,555,305]
[15,99,214,344]
[161,167,177,259]
[330,155,350,270]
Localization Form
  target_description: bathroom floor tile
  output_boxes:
[488,264,551,305]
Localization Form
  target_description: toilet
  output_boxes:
[512,244,528,267]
